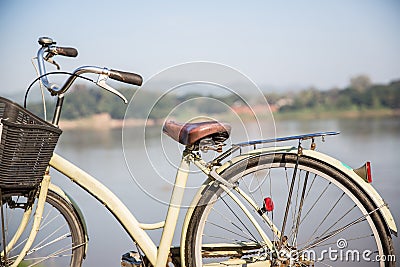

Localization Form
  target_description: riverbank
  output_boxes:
[59,113,156,130]
[274,108,400,121]
[58,109,400,130]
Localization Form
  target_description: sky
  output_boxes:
[0,0,399,98]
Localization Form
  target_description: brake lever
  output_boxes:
[46,58,61,70]
[44,51,61,70]
[96,74,128,104]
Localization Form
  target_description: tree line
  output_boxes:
[26,76,400,121]
[275,77,400,112]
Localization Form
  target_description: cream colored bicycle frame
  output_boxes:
[6,149,275,267]
[7,146,397,267]
[48,152,190,267]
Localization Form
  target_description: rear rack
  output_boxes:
[233,131,340,147]
[210,131,340,166]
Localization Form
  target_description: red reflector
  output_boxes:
[264,197,274,212]
[366,162,372,183]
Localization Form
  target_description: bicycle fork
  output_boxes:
[1,175,50,267]
[1,189,7,265]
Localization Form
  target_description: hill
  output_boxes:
[25,77,400,123]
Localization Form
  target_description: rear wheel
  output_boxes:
[1,189,86,266]
[185,153,395,266]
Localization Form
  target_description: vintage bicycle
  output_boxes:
[0,37,396,267]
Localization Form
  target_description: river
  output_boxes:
[51,116,399,266]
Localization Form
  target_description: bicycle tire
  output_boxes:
[1,189,86,266]
[185,153,395,267]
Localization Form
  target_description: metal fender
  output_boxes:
[49,183,89,258]
[301,148,397,236]
[216,146,397,236]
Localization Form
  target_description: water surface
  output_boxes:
[52,117,399,266]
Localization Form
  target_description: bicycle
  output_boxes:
[0,37,397,267]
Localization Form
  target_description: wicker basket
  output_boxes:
[0,97,62,191]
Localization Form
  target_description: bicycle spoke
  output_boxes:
[203,234,253,246]
[26,253,74,267]
[26,242,82,267]
[27,233,71,256]
[305,192,345,244]
[248,169,279,244]
[211,206,260,243]
[207,221,257,243]
[310,233,372,248]
[26,253,73,261]
[290,170,310,245]
[280,154,302,246]
[25,241,86,267]
[299,205,383,252]
[290,170,303,239]
[9,212,63,255]
[300,217,367,252]
[29,224,68,254]
[202,234,246,244]
[304,173,317,200]
[9,232,71,262]
[239,173,279,243]
[39,211,61,232]
[298,182,332,226]
[283,167,295,221]
[318,204,357,238]
[9,236,27,255]
[220,196,259,242]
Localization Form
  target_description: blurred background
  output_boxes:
[1,1,399,266]
[1,0,399,96]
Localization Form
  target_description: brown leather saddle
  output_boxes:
[163,120,231,145]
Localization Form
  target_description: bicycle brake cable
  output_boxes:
[24,71,94,108]
[31,57,48,120]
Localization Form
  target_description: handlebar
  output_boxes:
[48,66,142,95]
[36,37,142,100]
[108,69,143,86]
[51,46,78,57]
[32,37,143,125]
[40,66,139,104]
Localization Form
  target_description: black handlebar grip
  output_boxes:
[109,69,143,86]
[54,46,78,57]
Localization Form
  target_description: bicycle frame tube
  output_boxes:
[156,152,190,267]
[49,152,191,267]
[10,175,50,267]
